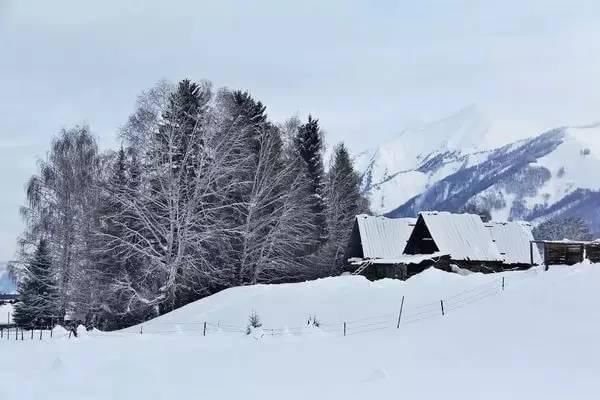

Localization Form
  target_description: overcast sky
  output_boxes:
[1,0,600,259]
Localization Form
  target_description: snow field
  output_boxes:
[2,265,600,399]
[0,302,13,325]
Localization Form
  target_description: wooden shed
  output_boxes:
[530,240,600,268]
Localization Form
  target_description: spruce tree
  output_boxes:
[295,115,327,242]
[151,79,210,312]
[229,90,268,153]
[154,79,210,201]
[13,239,58,328]
[324,143,368,272]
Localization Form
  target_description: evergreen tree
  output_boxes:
[323,143,369,273]
[295,115,327,242]
[228,90,268,153]
[156,79,209,172]
[13,239,58,328]
[149,79,211,312]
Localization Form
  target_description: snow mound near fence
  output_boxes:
[125,266,504,334]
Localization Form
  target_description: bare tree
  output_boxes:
[19,126,100,321]
[235,127,317,284]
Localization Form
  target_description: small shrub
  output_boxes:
[556,167,565,178]
[581,148,591,156]
[246,311,262,335]
[307,315,320,328]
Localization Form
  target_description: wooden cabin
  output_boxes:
[346,211,544,280]
[345,214,442,280]
[0,293,18,306]
[404,211,505,272]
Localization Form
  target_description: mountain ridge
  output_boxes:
[360,109,600,234]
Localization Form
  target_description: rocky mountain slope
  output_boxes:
[360,108,600,234]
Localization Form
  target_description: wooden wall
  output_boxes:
[543,243,584,266]
[585,243,600,263]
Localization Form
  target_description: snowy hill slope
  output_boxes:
[123,267,502,334]
[2,265,600,399]
[362,108,600,232]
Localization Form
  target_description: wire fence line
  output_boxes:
[0,269,548,343]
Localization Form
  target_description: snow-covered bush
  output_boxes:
[307,315,320,328]
[246,311,262,335]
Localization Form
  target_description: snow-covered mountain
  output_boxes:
[360,108,600,233]
[0,263,17,294]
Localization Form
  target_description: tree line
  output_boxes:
[13,79,368,330]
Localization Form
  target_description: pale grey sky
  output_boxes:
[1,0,600,259]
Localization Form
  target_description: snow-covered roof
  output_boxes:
[355,214,416,259]
[486,221,542,265]
[419,211,502,262]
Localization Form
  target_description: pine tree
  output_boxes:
[323,143,368,273]
[228,90,267,153]
[13,239,58,328]
[150,79,211,312]
[295,115,327,242]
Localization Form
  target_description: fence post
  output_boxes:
[440,300,445,316]
[31,329,33,340]
[203,321,207,336]
[68,330,72,339]
[502,277,505,291]
[140,325,143,335]
[343,322,347,337]
[40,329,42,340]
[396,296,405,329]
[21,328,24,341]
[50,327,53,339]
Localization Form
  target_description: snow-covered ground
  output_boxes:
[0,302,13,325]
[2,265,600,399]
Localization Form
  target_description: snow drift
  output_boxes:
[2,265,600,399]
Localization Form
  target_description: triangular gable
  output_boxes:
[403,214,439,255]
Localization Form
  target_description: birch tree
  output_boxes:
[20,126,100,320]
